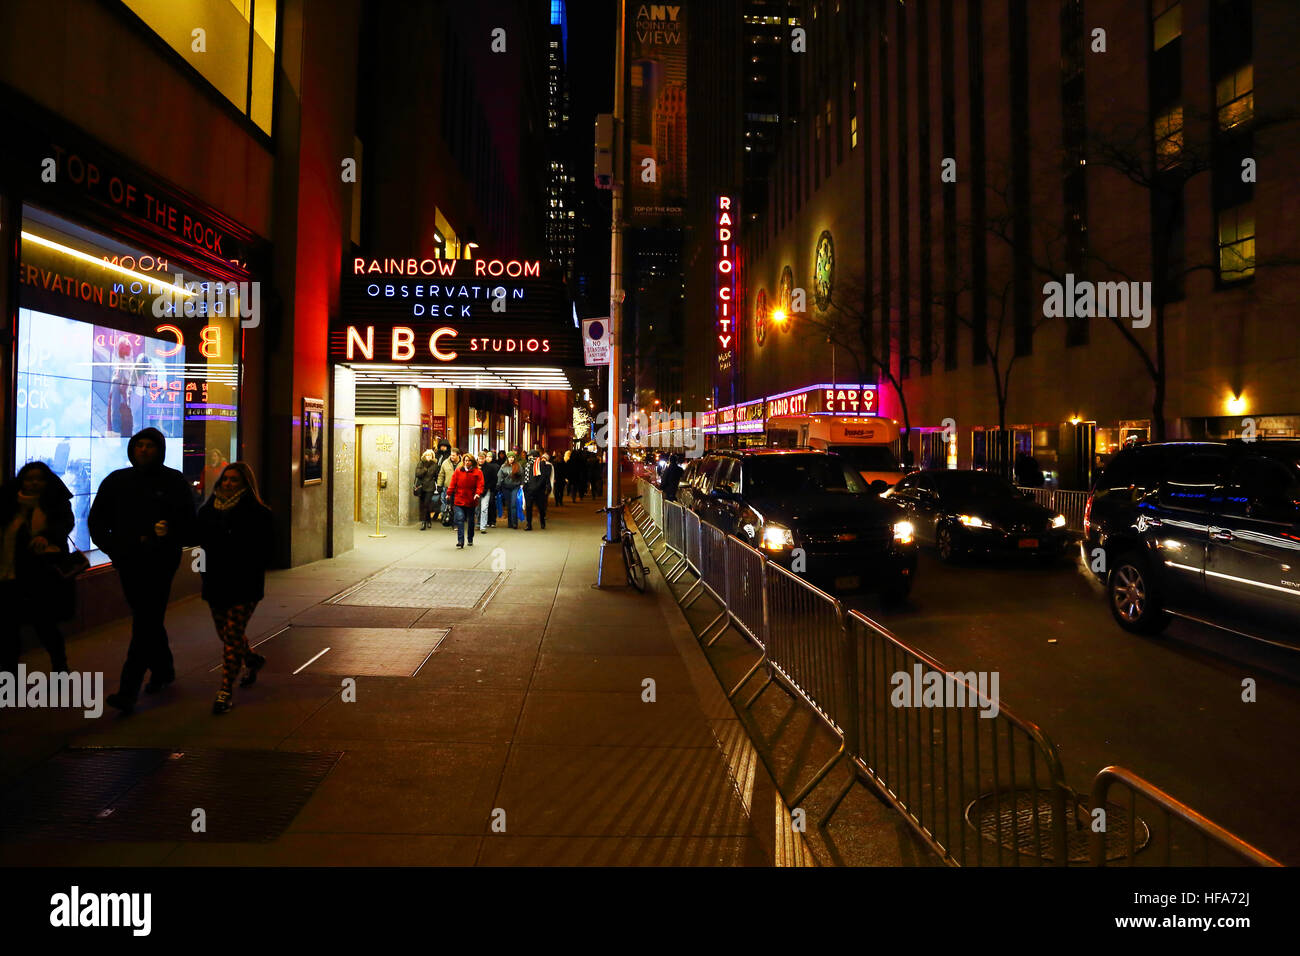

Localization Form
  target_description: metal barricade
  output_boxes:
[696,521,731,643]
[660,501,690,581]
[641,484,665,548]
[1017,487,1090,533]
[628,480,651,524]
[678,509,706,606]
[723,534,767,649]
[757,563,858,808]
[1088,766,1282,867]
[839,609,1076,866]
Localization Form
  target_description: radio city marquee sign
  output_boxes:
[765,384,878,418]
[716,196,736,373]
[332,255,579,366]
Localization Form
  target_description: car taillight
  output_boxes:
[1083,496,1092,536]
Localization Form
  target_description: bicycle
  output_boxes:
[597,495,647,591]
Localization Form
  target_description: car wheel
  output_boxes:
[1108,554,1170,635]
[880,573,912,609]
[936,523,961,563]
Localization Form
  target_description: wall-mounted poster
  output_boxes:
[302,397,324,485]
[626,2,687,224]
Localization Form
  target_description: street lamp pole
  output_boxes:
[597,0,627,586]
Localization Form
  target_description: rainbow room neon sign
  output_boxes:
[715,196,736,367]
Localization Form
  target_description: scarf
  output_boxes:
[213,487,248,511]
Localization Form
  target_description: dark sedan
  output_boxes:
[680,449,917,604]
[884,469,1070,562]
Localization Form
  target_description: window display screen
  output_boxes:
[15,308,186,552]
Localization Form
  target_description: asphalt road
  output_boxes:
[844,542,1300,864]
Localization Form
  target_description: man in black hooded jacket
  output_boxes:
[89,427,196,713]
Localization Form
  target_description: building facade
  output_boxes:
[684,0,1300,487]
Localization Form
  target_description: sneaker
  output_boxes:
[456,543,464,549]
[240,652,266,688]
[467,540,474,546]
[212,690,233,715]
[106,692,135,715]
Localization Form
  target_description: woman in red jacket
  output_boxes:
[446,454,485,549]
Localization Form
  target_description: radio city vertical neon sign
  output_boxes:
[716,196,735,367]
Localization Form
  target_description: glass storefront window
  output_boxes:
[15,207,241,563]
[122,0,277,133]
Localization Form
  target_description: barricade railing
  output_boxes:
[842,609,1076,865]
[640,483,665,547]
[1017,487,1090,533]
[758,563,858,807]
[637,507,1278,866]
[1088,766,1282,867]
[661,501,690,582]
[628,480,651,525]
[678,508,706,606]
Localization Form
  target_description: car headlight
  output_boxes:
[1052,514,1067,529]
[957,514,987,528]
[892,520,915,545]
[761,524,794,551]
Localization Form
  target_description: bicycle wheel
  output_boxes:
[623,533,646,592]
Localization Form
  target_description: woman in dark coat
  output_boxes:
[196,462,273,714]
[0,461,75,674]
[415,449,440,529]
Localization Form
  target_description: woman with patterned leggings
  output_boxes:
[196,462,274,714]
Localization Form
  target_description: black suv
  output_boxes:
[678,448,918,604]
[1084,439,1300,645]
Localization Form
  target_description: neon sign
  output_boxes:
[716,196,735,368]
[342,325,552,363]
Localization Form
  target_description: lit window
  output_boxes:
[122,0,277,133]
[851,115,857,149]
[1154,105,1183,168]
[1219,203,1255,281]
[1153,0,1181,51]
[1216,64,1254,130]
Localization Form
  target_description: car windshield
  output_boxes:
[932,471,1019,498]
[828,444,899,473]
[743,455,869,496]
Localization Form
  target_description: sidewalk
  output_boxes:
[0,494,808,866]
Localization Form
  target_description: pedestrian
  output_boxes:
[570,448,587,502]
[478,451,498,533]
[497,453,523,529]
[447,453,485,549]
[524,451,554,531]
[588,449,604,498]
[195,462,273,714]
[89,427,195,714]
[553,449,567,506]
[437,449,459,525]
[415,448,440,530]
[0,461,77,676]
[661,453,685,501]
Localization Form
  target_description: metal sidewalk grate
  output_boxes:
[333,568,502,609]
[1,747,342,843]
[964,789,1150,863]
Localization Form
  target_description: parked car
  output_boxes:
[1083,439,1300,644]
[678,448,917,605]
[883,469,1071,562]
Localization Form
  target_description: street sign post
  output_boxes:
[583,317,612,366]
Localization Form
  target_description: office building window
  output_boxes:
[122,0,277,133]
[1216,64,1254,130]
[1154,105,1183,168]
[1218,203,1255,281]
[1152,0,1182,51]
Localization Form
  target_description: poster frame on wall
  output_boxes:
[302,397,324,485]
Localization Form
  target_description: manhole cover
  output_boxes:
[964,789,1150,863]
[333,568,501,608]
[1,747,341,843]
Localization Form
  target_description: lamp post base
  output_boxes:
[594,538,629,587]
